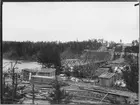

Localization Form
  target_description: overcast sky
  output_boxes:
[3,2,139,43]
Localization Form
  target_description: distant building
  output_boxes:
[98,72,116,87]
[62,59,89,71]
[30,68,56,87]
[81,50,111,62]
[37,68,56,77]
[30,75,55,87]
[22,69,38,81]
[22,68,56,81]
[95,67,110,77]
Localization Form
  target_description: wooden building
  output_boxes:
[22,68,56,81]
[98,72,116,87]
[22,69,38,81]
[30,75,55,87]
[30,68,56,87]
[36,68,56,77]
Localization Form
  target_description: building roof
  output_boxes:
[62,59,89,67]
[111,58,125,64]
[22,68,39,73]
[95,68,110,76]
[99,72,115,79]
[38,68,56,73]
[32,75,55,79]
[81,50,111,62]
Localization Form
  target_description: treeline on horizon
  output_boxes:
[2,39,139,62]
[2,39,106,61]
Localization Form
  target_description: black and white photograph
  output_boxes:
[1,2,139,105]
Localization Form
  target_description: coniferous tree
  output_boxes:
[122,64,138,94]
[48,78,72,104]
[123,40,139,94]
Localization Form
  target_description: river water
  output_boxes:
[3,59,42,73]
[3,59,50,104]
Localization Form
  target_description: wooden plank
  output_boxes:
[81,87,137,99]
[73,95,109,103]
[100,93,108,102]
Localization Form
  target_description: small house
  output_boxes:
[22,69,38,81]
[37,68,56,77]
[98,72,116,87]
[81,50,111,62]
[95,67,110,77]
[30,68,56,87]
[30,75,56,87]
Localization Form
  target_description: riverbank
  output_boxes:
[3,59,42,71]
[3,57,37,63]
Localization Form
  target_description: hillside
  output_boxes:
[2,40,102,61]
